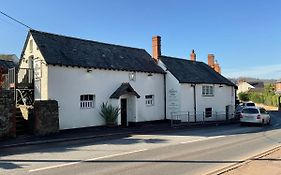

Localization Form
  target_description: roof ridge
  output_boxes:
[160,55,204,64]
[30,29,146,52]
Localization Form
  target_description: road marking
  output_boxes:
[179,136,226,144]
[29,149,147,173]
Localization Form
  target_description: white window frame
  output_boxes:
[80,94,95,109]
[202,85,214,97]
[145,95,154,106]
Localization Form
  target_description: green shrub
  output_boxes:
[99,102,120,126]
[238,92,249,101]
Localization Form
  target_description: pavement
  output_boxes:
[0,119,238,149]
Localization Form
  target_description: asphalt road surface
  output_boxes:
[1,112,281,175]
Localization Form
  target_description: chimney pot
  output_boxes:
[190,49,196,61]
[152,36,161,62]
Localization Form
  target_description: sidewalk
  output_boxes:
[0,120,238,148]
[221,146,281,175]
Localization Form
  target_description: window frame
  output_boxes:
[80,94,95,109]
[202,85,214,97]
[145,95,154,106]
[205,107,213,118]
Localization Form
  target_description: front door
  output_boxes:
[226,105,230,120]
[121,99,127,127]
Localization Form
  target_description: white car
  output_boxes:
[240,107,270,125]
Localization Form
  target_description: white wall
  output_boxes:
[47,66,165,129]
[158,60,235,120]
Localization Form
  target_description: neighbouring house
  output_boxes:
[237,81,264,94]
[0,54,18,88]
[13,30,237,130]
[152,36,237,121]
[18,30,165,129]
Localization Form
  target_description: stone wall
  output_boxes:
[0,90,16,138]
[32,100,59,136]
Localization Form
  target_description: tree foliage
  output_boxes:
[239,83,279,107]
[0,67,6,89]
[238,92,250,101]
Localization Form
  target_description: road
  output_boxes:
[1,112,281,175]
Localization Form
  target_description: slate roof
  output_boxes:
[0,54,17,70]
[110,83,140,99]
[28,30,165,74]
[160,56,236,86]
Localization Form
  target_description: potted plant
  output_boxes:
[99,102,120,127]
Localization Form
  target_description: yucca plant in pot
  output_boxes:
[99,102,120,127]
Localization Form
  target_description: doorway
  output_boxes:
[226,105,230,120]
[121,99,127,127]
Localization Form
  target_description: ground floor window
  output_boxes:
[80,94,95,109]
[145,95,154,106]
[205,107,212,118]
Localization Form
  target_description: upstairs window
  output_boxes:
[29,40,33,53]
[145,95,154,106]
[202,85,214,96]
[80,94,95,109]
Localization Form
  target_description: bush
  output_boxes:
[99,102,120,126]
[238,92,249,101]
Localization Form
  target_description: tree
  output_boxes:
[0,67,6,89]
[238,92,250,101]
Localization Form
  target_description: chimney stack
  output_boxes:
[152,36,161,62]
[214,60,221,74]
[208,54,215,68]
[190,49,196,61]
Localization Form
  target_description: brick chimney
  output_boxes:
[152,36,161,62]
[190,49,196,61]
[208,54,215,68]
[214,60,221,74]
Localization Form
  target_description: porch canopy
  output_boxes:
[110,83,140,99]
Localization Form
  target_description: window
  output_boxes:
[80,94,95,109]
[242,108,259,114]
[29,40,33,53]
[202,85,214,96]
[205,108,212,118]
[129,72,136,81]
[260,108,268,114]
[145,95,154,106]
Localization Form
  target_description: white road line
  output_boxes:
[29,149,147,173]
[179,136,226,144]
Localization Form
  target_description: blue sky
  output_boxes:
[1,0,281,79]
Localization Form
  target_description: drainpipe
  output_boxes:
[192,84,197,122]
[164,73,167,120]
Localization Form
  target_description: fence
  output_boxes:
[171,110,236,127]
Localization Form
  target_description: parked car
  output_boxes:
[235,102,256,119]
[240,106,270,125]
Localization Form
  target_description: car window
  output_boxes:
[260,108,268,114]
[246,103,255,107]
[242,108,259,114]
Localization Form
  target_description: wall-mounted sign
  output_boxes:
[168,88,180,113]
